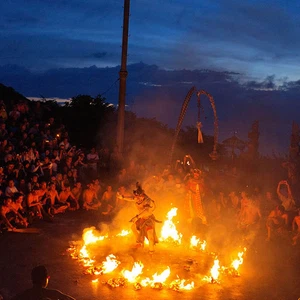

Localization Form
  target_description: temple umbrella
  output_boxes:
[222,135,246,159]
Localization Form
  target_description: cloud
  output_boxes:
[91,52,108,59]
[0,0,300,80]
[1,62,300,154]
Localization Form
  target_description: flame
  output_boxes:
[203,258,220,283]
[190,235,200,247]
[79,245,95,267]
[92,278,99,283]
[231,248,246,272]
[116,230,130,237]
[160,208,182,244]
[141,267,171,287]
[190,235,207,251]
[122,262,144,282]
[169,277,195,291]
[101,254,121,274]
[82,228,107,245]
[211,258,220,281]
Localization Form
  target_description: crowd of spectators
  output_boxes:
[1,98,300,247]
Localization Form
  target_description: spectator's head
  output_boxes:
[31,265,49,287]
[3,196,12,206]
[14,192,24,204]
[40,181,47,190]
[23,160,30,168]
[75,182,81,189]
[8,179,15,188]
[32,174,39,182]
[49,182,56,190]
[56,173,62,181]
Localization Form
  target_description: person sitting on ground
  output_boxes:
[11,192,30,223]
[0,196,28,231]
[71,182,82,208]
[27,186,45,219]
[292,209,300,246]
[47,183,68,215]
[12,265,76,300]
[266,205,288,242]
[28,174,40,192]
[59,184,78,210]
[82,182,101,211]
[5,179,19,197]
[100,185,115,218]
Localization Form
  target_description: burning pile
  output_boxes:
[160,207,182,244]
[68,208,247,291]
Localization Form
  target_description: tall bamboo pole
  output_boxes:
[116,0,130,154]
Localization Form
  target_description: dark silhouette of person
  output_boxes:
[11,265,76,300]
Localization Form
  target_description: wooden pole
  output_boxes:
[117,0,130,154]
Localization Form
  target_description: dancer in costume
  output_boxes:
[119,182,160,254]
[184,169,207,225]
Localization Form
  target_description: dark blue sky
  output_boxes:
[1,0,300,81]
[1,0,300,155]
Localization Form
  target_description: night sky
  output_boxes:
[1,0,300,80]
[1,0,300,154]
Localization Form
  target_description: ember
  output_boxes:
[169,278,195,291]
[106,278,127,288]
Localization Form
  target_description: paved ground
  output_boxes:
[1,211,300,300]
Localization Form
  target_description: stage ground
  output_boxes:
[1,211,300,300]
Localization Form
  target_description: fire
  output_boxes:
[169,277,195,291]
[101,254,121,274]
[141,267,171,287]
[116,230,130,237]
[82,227,107,245]
[190,235,207,251]
[122,262,144,282]
[79,245,95,267]
[211,258,220,282]
[160,207,182,244]
[203,258,220,283]
[231,248,246,274]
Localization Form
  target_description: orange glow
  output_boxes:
[116,230,130,237]
[190,235,207,251]
[141,267,170,287]
[169,277,195,291]
[101,254,121,274]
[160,207,182,244]
[122,262,144,282]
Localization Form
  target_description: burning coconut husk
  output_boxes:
[160,207,183,244]
[140,267,171,289]
[169,277,195,292]
[67,207,248,292]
